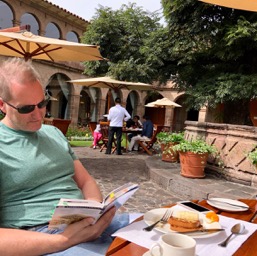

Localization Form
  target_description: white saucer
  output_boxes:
[143,247,196,256]
[143,247,160,256]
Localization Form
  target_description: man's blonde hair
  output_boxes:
[0,58,41,101]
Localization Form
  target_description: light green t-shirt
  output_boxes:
[0,123,83,228]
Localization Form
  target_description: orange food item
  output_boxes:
[205,212,219,223]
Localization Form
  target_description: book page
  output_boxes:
[103,185,139,213]
[104,182,138,205]
[48,183,139,229]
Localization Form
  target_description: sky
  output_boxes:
[47,0,164,22]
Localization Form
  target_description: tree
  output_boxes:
[81,3,164,83]
[161,0,257,124]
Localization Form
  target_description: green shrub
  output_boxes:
[66,126,92,140]
[157,131,185,144]
[173,138,217,155]
[248,148,257,165]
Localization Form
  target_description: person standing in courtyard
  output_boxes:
[106,97,131,155]
[0,57,129,256]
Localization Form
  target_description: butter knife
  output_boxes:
[179,228,225,234]
[208,199,249,209]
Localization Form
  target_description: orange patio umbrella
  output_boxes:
[199,0,257,12]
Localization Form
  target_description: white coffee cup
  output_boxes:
[150,233,196,256]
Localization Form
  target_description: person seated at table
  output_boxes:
[133,115,142,128]
[127,115,143,141]
[126,117,135,128]
[92,119,102,149]
[0,57,130,256]
[128,115,153,152]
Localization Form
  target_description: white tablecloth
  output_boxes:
[113,207,257,256]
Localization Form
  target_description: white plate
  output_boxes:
[143,207,222,239]
[207,198,249,212]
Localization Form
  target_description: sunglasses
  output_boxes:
[3,96,50,114]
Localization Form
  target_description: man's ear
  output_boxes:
[0,98,6,113]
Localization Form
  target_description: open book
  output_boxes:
[49,182,139,229]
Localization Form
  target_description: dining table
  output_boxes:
[122,127,142,152]
[106,199,257,256]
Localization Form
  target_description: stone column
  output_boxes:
[199,107,207,122]
[165,107,174,130]
[69,94,81,126]
[98,98,107,119]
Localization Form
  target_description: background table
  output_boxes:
[122,128,142,152]
[106,199,257,256]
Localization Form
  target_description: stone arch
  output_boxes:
[45,73,71,119]
[144,92,165,125]
[78,87,102,125]
[45,22,61,39]
[20,12,39,35]
[66,31,79,42]
[126,90,140,117]
[172,94,200,132]
[0,1,13,29]
[105,89,123,114]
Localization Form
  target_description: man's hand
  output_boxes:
[0,207,116,256]
[58,207,116,249]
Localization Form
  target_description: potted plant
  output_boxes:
[173,138,217,178]
[156,131,184,162]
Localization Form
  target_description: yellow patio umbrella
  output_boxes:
[0,31,104,61]
[145,98,181,108]
[68,76,154,92]
[199,0,257,12]
[69,76,154,111]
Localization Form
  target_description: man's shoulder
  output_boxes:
[41,124,64,136]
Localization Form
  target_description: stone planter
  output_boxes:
[179,152,208,178]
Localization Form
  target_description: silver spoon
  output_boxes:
[218,223,245,247]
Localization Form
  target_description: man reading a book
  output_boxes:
[0,58,130,255]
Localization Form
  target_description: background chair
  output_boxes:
[99,121,117,153]
[52,118,71,136]
[138,124,163,155]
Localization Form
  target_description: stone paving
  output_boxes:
[73,146,257,214]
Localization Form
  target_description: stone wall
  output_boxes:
[184,121,257,187]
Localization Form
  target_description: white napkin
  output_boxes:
[196,215,257,256]
[112,212,257,256]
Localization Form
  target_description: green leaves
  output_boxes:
[248,148,257,165]
[156,131,185,143]
[81,3,162,82]
[173,138,217,155]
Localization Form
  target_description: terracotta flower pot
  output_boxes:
[179,152,208,178]
[161,142,179,163]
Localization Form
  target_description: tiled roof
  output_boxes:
[37,0,90,26]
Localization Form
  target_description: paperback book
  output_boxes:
[49,182,138,229]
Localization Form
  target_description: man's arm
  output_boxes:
[0,207,115,256]
[124,109,131,122]
[73,159,103,202]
